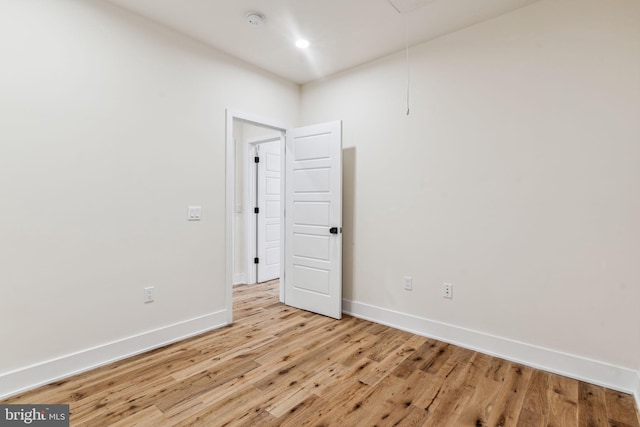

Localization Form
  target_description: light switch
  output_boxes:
[188,206,202,221]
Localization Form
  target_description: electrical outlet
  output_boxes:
[442,283,453,299]
[404,276,412,291]
[144,286,155,303]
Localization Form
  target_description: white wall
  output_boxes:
[0,0,298,397]
[301,0,640,392]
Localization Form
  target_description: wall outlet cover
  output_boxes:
[443,283,453,299]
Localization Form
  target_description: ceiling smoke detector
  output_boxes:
[246,13,265,26]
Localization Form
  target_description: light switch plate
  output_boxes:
[188,206,202,221]
[144,286,155,303]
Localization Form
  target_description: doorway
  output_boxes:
[226,109,343,324]
[245,134,281,285]
[226,110,288,324]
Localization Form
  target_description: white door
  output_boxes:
[257,141,281,283]
[285,121,342,319]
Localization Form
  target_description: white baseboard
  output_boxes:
[0,310,228,400]
[343,299,637,395]
[635,370,640,413]
[233,273,247,285]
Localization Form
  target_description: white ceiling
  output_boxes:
[106,0,541,84]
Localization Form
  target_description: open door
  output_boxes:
[257,141,281,283]
[284,121,342,319]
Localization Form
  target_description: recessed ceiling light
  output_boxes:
[295,39,310,49]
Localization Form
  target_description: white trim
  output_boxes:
[0,310,227,400]
[233,273,247,285]
[634,370,640,411]
[226,108,290,322]
[227,109,289,132]
[245,143,256,285]
[225,109,235,325]
[278,132,285,303]
[343,298,638,395]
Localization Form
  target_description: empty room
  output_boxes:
[1,0,639,425]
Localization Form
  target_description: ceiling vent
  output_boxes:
[386,0,436,13]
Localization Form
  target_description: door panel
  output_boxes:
[293,202,330,226]
[293,168,331,192]
[293,265,330,294]
[293,233,330,260]
[285,121,342,319]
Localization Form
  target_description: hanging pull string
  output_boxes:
[405,12,410,116]
[386,0,411,116]
[386,0,438,115]
[386,0,401,13]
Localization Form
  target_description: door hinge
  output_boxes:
[254,156,260,163]
[254,207,259,214]
[254,257,259,264]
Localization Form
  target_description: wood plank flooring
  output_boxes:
[3,280,639,426]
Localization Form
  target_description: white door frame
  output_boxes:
[244,133,281,286]
[225,108,289,324]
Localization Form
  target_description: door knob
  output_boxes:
[329,227,341,234]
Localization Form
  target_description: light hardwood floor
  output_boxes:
[3,281,639,426]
